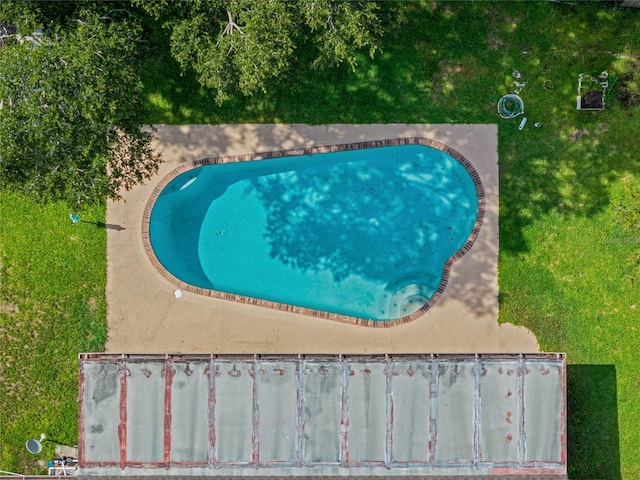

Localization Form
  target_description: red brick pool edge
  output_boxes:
[141,137,485,328]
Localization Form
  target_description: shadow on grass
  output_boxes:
[567,364,620,480]
[79,220,126,231]
[139,1,640,255]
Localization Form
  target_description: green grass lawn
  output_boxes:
[2,1,639,478]
[0,194,107,473]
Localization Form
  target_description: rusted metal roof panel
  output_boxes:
[390,361,434,464]
[78,353,566,477]
[479,360,519,463]
[523,359,564,463]
[81,362,120,464]
[348,360,387,462]
[435,361,476,463]
[170,360,209,463]
[390,360,431,463]
[215,359,254,463]
[301,360,342,463]
[257,359,298,463]
[126,360,164,463]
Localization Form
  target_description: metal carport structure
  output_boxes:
[78,353,566,478]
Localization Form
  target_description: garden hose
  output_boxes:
[497,94,525,119]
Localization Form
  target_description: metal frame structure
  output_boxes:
[78,353,566,477]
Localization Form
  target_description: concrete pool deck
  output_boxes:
[106,124,538,354]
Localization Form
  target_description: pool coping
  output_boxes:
[141,137,485,328]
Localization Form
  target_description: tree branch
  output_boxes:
[222,9,244,36]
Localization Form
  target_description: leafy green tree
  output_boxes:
[0,0,79,37]
[0,10,161,206]
[134,0,382,103]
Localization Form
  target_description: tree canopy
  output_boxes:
[0,0,383,205]
[0,8,161,206]
[134,0,383,103]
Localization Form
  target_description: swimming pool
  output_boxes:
[143,138,484,325]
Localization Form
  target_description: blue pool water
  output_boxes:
[149,144,480,320]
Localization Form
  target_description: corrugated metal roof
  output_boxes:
[78,353,566,478]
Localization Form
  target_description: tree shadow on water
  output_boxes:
[251,147,480,306]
